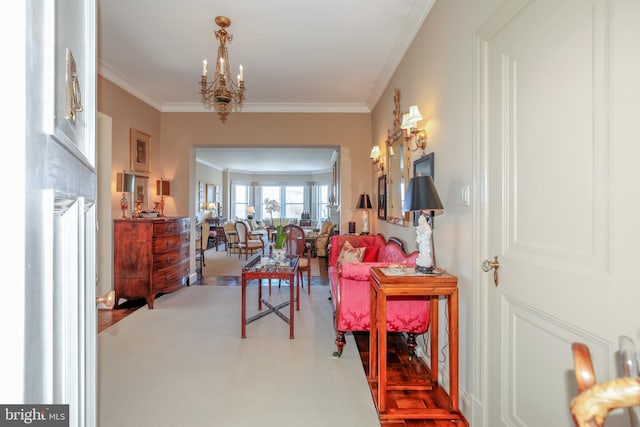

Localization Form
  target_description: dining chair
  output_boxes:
[196,221,210,267]
[283,224,311,295]
[570,342,640,427]
[235,220,264,260]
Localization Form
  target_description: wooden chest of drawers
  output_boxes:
[113,217,190,309]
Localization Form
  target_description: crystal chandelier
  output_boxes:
[200,16,246,121]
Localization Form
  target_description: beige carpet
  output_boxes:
[98,285,379,427]
[202,246,322,277]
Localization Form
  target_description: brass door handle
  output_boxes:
[96,290,115,308]
[482,256,500,286]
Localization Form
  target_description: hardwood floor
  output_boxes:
[98,255,468,426]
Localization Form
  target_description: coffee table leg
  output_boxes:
[290,274,295,339]
[241,275,246,338]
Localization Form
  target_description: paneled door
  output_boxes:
[477,0,640,426]
[24,0,98,426]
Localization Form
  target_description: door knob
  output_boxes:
[482,256,500,286]
[96,290,115,308]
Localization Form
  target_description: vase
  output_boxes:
[272,248,286,261]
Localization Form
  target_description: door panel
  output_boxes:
[477,0,623,426]
[25,0,97,425]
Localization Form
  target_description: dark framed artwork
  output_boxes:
[412,152,434,226]
[377,175,387,220]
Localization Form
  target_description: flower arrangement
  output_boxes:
[264,198,280,223]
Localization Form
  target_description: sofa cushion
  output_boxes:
[361,245,380,262]
[337,241,365,265]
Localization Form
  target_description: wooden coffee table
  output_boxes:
[241,254,299,339]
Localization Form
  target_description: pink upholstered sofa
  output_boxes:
[328,234,430,357]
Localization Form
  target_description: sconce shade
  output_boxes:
[369,145,381,160]
[400,105,424,130]
[356,193,372,209]
[116,172,135,193]
[403,175,443,213]
[156,179,171,197]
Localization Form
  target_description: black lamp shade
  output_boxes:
[356,193,372,209]
[403,175,444,212]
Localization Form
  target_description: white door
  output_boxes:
[24,0,98,426]
[476,0,640,426]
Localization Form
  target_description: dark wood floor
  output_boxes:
[99,256,468,427]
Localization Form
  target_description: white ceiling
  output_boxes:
[98,0,434,172]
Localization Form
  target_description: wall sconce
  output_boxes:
[369,145,384,172]
[155,177,171,217]
[400,105,427,152]
[116,171,135,218]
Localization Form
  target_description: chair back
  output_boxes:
[197,221,210,251]
[283,224,306,257]
[235,221,248,243]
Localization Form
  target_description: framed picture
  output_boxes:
[412,153,434,226]
[134,175,149,210]
[377,175,387,220]
[130,128,151,173]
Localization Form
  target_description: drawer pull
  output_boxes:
[165,257,172,264]
[165,275,170,282]
[165,225,176,232]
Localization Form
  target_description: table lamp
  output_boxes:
[246,206,255,220]
[403,175,444,273]
[116,171,135,218]
[155,177,171,216]
[356,193,372,234]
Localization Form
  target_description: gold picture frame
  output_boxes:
[130,128,151,173]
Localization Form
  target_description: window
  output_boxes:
[284,186,304,218]
[315,184,330,221]
[233,184,249,219]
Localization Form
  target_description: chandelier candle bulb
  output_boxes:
[220,57,225,75]
[202,59,207,76]
[239,64,243,80]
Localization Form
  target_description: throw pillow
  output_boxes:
[337,241,365,265]
[362,245,380,262]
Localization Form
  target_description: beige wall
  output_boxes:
[370,0,500,413]
[98,77,163,219]
[160,111,371,230]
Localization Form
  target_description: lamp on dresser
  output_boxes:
[155,177,171,217]
[116,171,135,218]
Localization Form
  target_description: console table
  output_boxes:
[368,267,460,421]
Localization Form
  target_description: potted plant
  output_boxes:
[272,225,287,260]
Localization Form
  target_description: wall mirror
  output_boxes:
[385,88,409,227]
